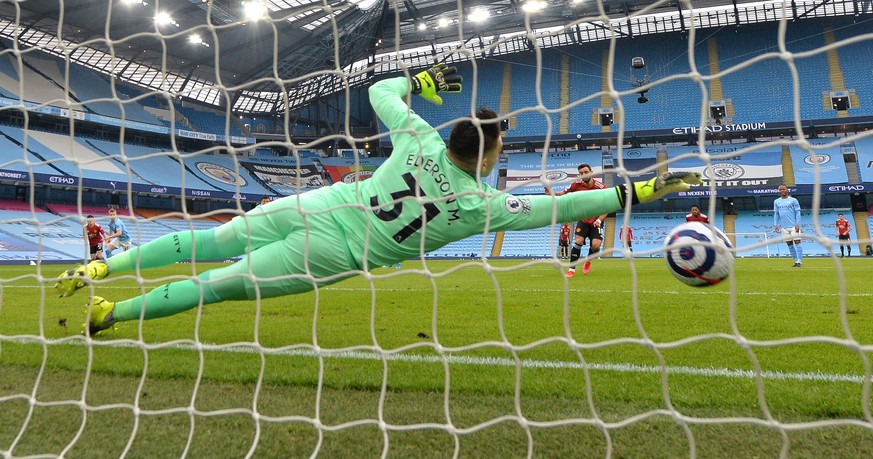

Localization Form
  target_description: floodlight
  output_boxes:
[154,12,176,27]
[468,8,489,23]
[243,1,267,22]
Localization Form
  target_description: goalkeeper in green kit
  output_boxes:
[55,63,701,335]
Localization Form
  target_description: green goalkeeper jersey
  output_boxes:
[326,76,623,269]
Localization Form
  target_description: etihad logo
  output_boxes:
[828,185,864,192]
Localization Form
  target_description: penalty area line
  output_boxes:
[5,337,867,385]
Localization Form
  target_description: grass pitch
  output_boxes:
[2,257,873,457]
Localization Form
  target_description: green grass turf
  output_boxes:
[2,257,873,457]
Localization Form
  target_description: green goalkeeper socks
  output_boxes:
[112,258,249,323]
[113,279,210,321]
[106,228,243,274]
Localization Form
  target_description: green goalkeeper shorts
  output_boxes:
[209,187,359,300]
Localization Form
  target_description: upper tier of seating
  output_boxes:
[407,19,873,135]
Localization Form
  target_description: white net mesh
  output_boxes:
[2,0,873,457]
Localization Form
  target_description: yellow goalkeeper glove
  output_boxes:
[410,63,463,105]
[619,171,703,205]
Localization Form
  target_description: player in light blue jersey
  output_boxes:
[55,63,702,335]
[103,208,131,258]
[773,184,803,267]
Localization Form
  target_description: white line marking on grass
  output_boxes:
[321,287,873,298]
[5,337,868,384]
[4,284,872,298]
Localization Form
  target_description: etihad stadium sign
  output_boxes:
[672,122,767,135]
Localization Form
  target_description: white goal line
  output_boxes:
[4,337,867,385]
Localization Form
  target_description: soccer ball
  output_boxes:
[664,222,733,287]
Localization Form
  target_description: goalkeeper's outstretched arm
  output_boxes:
[487,172,702,232]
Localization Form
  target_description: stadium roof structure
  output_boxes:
[0,0,863,115]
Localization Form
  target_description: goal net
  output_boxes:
[2,0,873,457]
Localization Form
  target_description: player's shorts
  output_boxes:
[780,227,801,241]
[210,186,357,300]
[838,234,850,241]
[559,240,569,247]
[575,221,604,242]
[89,244,102,255]
[108,239,131,251]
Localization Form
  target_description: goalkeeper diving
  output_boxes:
[55,63,702,335]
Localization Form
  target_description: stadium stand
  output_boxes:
[45,203,127,218]
[610,37,703,131]
[425,233,496,259]
[175,104,246,137]
[788,140,849,185]
[0,53,68,105]
[0,208,89,261]
[114,85,190,131]
[0,131,64,177]
[729,212,780,257]
[611,212,725,257]
[853,136,873,183]
[82,138,219,191]
[397,61,503,139]
[182,153,275,196]
[500,225,562,257]
[567,47,607,134]
[64,60,163,125]
[0,199,33,212]
[506,53,563,137]
[731,209,852,257]
[0,126,131,182]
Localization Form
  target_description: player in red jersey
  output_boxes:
[619,225,634,252]
[835,212,852,257]
[84,215,107,261]
[685,205,710,224]
[550,164,606,277]
[558,222,571,258]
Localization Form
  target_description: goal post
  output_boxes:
[1,1,872,457]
